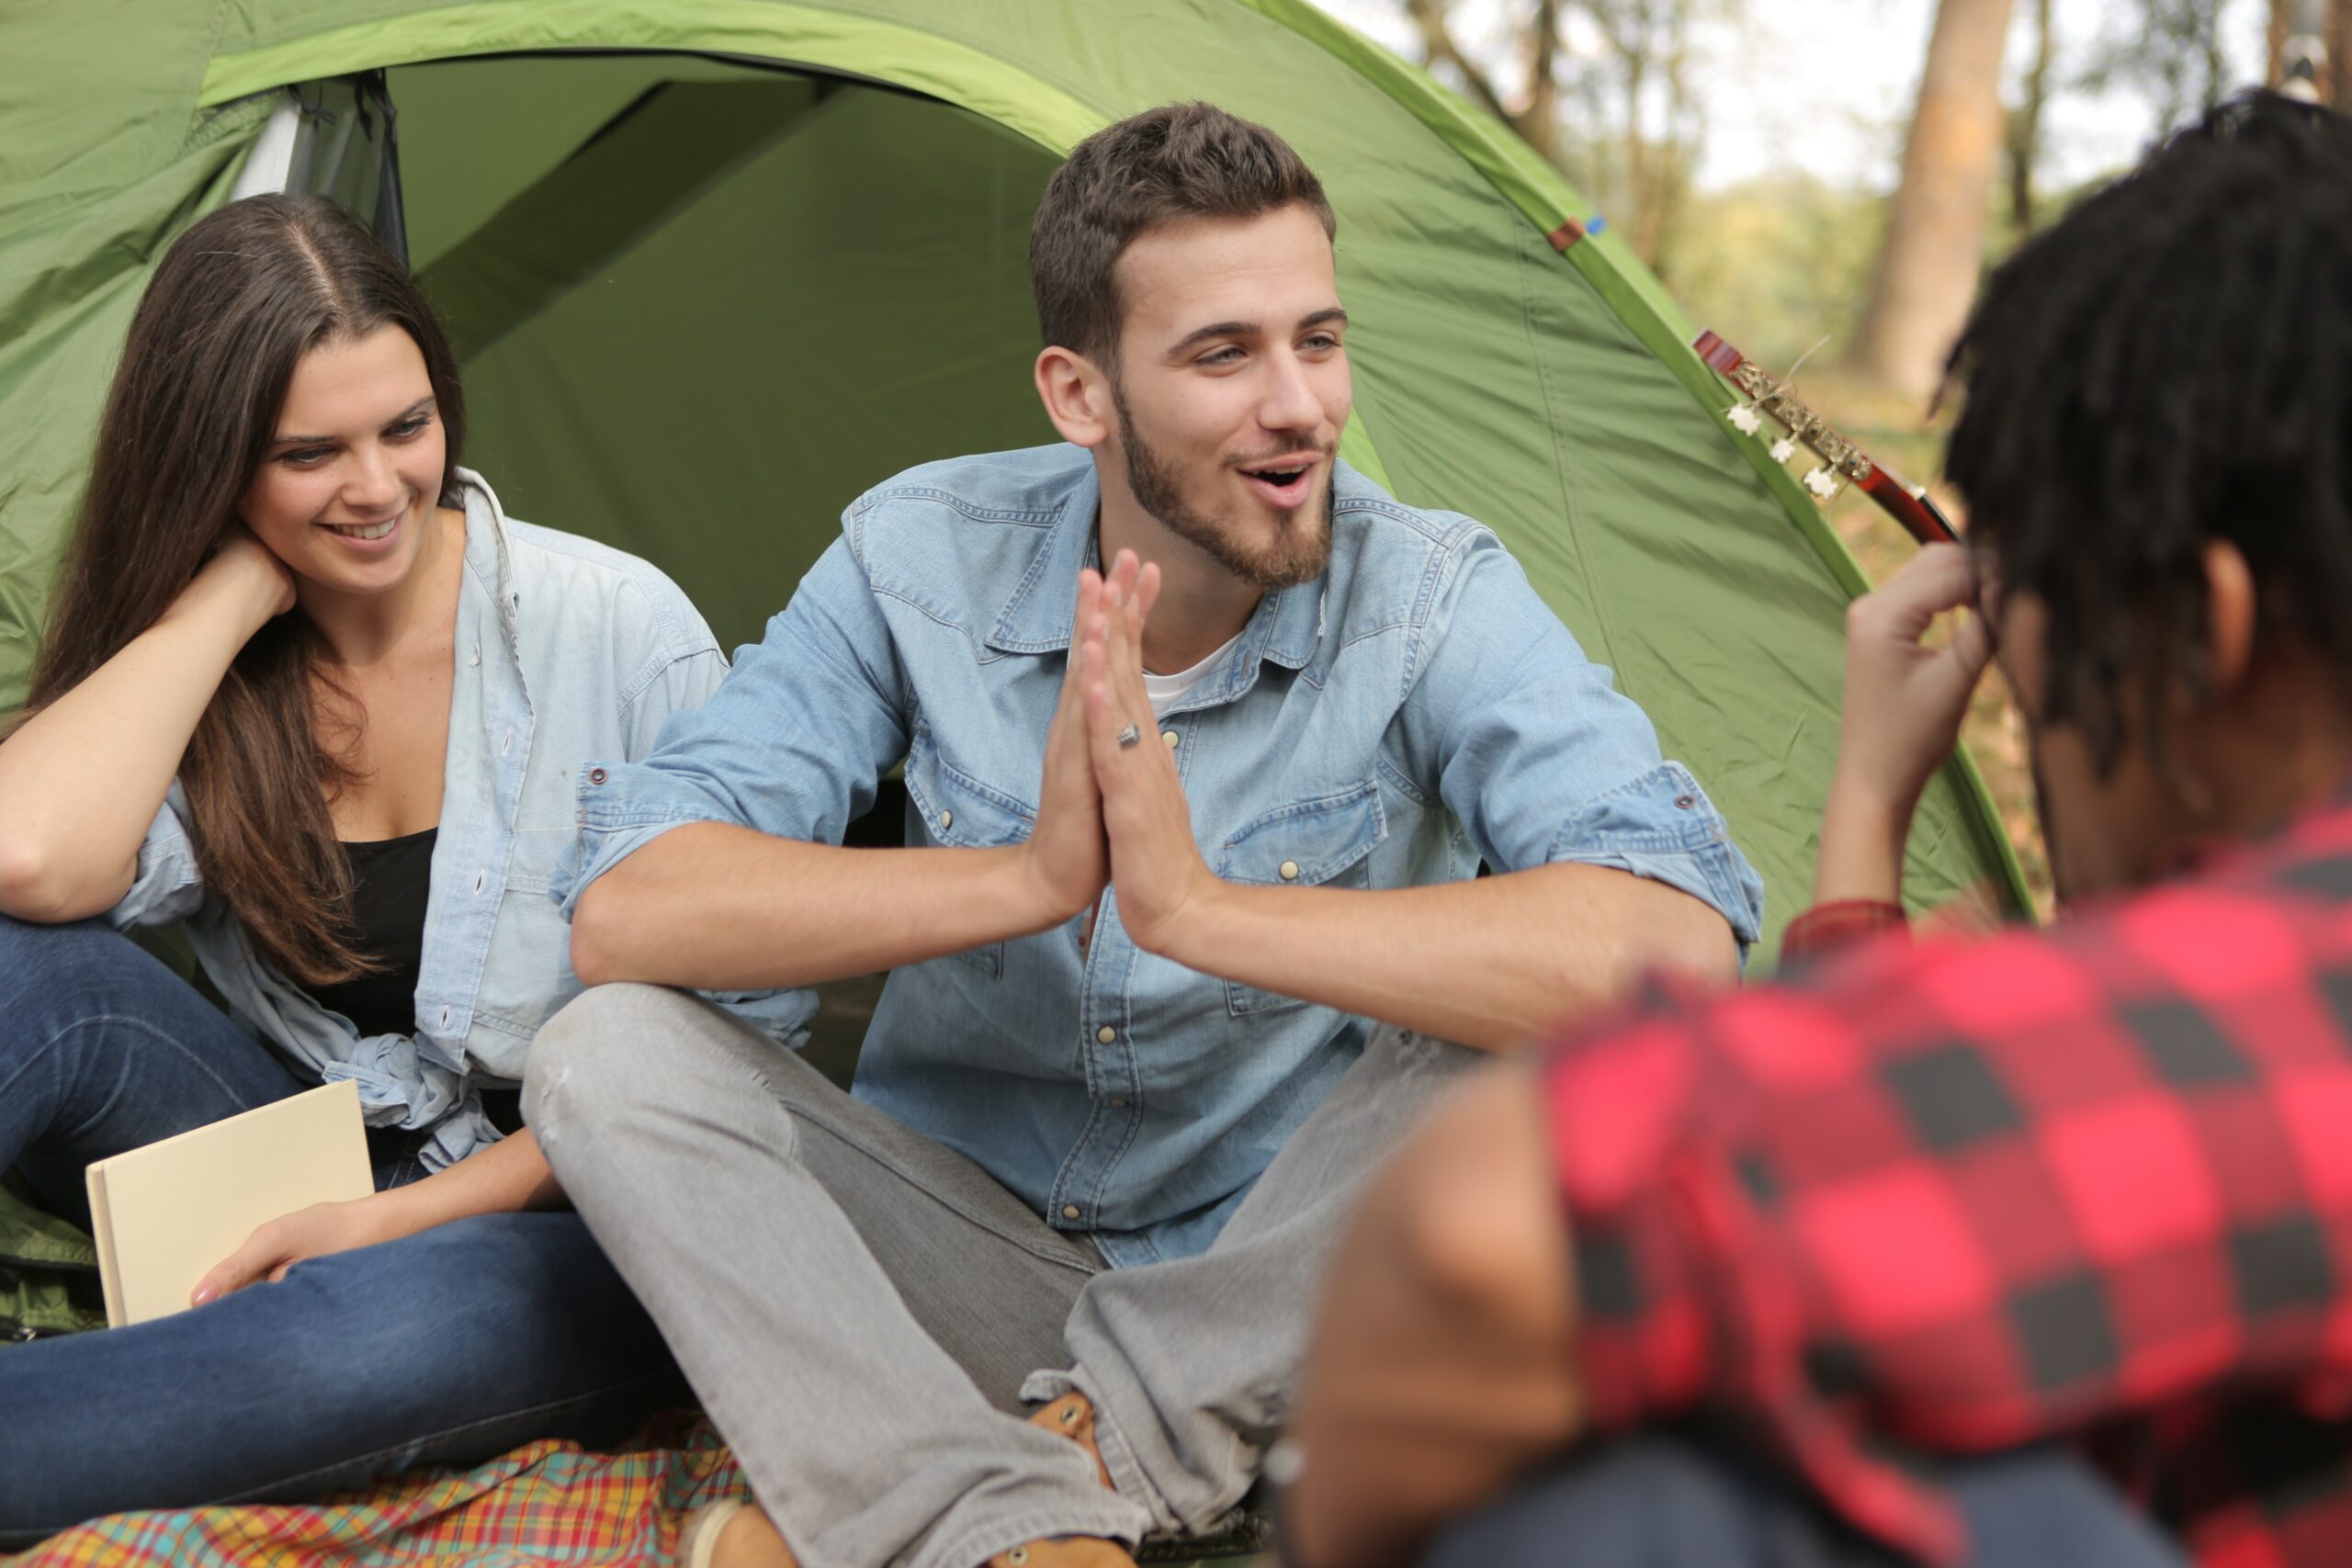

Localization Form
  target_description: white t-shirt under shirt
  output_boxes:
[1142,631,1243,719]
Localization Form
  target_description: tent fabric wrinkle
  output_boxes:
[0,0,2029,974]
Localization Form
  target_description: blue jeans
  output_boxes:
[0,917,678,1546]
[1421,1436,2188,1568]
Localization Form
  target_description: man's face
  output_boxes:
[1102,204,1351,590]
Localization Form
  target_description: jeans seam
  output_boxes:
[789,1111,1102,1278]
[15,1016,283,1145]
[6,1369,676,1539]
[218,1370,675,1506]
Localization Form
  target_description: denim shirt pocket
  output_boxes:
[1213,780,1388,1016]
[904,720,1035,980]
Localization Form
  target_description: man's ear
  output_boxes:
[1035,346,1114,449]
[2199,539,2258,694]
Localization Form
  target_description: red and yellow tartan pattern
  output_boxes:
[5,1412,749,1568]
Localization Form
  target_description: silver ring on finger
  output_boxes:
[1116,723,1142,749]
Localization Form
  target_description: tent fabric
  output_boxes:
[0,0,2031,963]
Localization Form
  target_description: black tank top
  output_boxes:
[309,827,436,1041]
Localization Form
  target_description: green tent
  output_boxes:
[0,0,2031,963]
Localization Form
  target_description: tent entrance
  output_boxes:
[327,53,1067,652]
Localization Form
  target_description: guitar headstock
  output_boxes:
[1692,330,1960,547]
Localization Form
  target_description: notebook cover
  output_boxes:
[84,1080,372,1326]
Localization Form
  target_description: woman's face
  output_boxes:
[241,325,447,598]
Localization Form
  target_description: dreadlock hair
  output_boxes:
[1943,90,2352,774]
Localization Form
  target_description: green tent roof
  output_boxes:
[0,0,2030,964]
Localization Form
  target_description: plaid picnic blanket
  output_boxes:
[5,1412,748,1568]
[3,1414,1268,1568]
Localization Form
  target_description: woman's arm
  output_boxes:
[0,533,293,922]
[192,1126,562,1304]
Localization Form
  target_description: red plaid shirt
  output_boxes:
[1541,799,2352,1567]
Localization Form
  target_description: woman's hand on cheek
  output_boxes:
[196,523,299,624]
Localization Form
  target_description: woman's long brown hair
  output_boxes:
[24,195,467,987]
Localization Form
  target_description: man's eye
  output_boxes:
[1303,333,1340,352]
[1199,345,1245,366]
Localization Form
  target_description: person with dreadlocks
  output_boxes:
[1281,90,2352,1568]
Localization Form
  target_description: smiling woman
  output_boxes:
[0,194,734,1544]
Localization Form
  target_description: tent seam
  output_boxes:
[1510,209,1617,675]
[428,83,856,362]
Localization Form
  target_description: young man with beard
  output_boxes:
[525,103,1760,1568]
[1285,91,2352,1568]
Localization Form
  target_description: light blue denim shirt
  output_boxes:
[107,470,731,1170]
[555,445,1764,1265]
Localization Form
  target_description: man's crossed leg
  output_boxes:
[527,984,1477,1568]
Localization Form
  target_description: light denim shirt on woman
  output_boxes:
[554,445,1765,1266]
[107,470,732,1170]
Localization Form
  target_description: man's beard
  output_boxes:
[1112,382,1333,592]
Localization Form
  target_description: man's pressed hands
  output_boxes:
[1080,551,1221,955]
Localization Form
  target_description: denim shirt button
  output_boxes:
[940,810,954,830]
[1279,860,1301,881]
[1095,1024,1117,1044]
[1061,1204,1082,1221]
[589,767,607,784]
[1675,795,1696,809]
[1161,729,1180,748]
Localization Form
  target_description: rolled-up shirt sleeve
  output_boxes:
[106,783,206,930]
[551,535,914,919]
[1399,534,1765,949]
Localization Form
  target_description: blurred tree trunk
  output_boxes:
[1851,0,2018,400]
[2005,0,2054,237]
[2269,0,2352,103]
[1587,0,1702,276]
[1397,0,1710,275]
[1405,0,1563,162]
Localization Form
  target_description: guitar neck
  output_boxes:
[1692,331,1959,547]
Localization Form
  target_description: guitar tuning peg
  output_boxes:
[1801,465,1842,501]
[1768,434,1799,465]
[1724,401,1763,435]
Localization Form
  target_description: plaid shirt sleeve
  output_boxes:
[1541,809,2352,1566]
[1779,897,1909,966]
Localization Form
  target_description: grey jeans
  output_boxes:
[525,986,1476,1568]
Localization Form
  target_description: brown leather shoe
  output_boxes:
[1026,1390,1114,1492]
[987,1540,1136,1567]
[688,1401,1127,1568]
[687,1496,1134,1568]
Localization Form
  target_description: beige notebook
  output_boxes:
[85,1079,372,1326]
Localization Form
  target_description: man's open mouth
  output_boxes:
[1240,457,1317,499]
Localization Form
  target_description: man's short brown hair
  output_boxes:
[1029,102,1336,366]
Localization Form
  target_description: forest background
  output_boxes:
[1317,0,2351,915]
